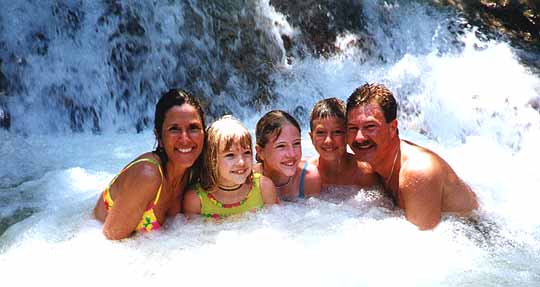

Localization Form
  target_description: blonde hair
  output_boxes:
[201,115,253,190]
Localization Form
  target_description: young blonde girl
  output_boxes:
[183,115,279,219]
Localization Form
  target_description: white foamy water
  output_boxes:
[2,1,540,286]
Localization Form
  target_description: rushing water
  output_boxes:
[1,1,540,286]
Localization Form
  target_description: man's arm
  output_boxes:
[400,158,444,230]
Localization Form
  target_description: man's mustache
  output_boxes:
[351,140,375,150]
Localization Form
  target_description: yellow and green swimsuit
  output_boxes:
[102,158,163,233]
[196,173,264,219]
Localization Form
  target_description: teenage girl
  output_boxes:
[183,115,279,219]
[254,110,321,201]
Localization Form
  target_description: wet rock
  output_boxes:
[0,60,9,130]
[270,0,367,57]
[63,98,100,133]
[31,32,49,56]
[0,60,7,93]
[102,4,154,131]
[0,207,34,238]
[40,84,101,133]
[0,103,10,130]
[434,0,540,48]
[293,105,308,126]
[175,1,287,116]
[52,2,85,38]
[529,97,540,112]
[119,14,145,37]
[135,116,150,133]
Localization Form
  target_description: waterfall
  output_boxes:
[0,0,287,133]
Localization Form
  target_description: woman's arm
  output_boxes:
[102,162,162,240]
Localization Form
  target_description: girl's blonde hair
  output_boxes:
[201,115,253,190]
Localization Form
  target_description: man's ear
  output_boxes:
[390,119,398,137]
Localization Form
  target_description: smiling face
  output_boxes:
[310,117,347,161]
[346,103,397,165]
[257,123,302,177]
[217,141,253,187]
[158,103,204,169]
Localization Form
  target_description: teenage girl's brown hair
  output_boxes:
[255,110,301,162]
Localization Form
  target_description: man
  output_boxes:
[346,83,478,230]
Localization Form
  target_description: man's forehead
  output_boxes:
[347,104,384,119]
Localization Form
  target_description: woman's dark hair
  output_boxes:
[153,89,205,184]
[255,110,301,162]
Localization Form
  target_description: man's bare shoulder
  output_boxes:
[401,141,445,182]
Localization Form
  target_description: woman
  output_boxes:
[94,89,205,240]
[254,110,321,201]
[308,98,379,189]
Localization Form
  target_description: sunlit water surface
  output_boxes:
[1,123,539,286]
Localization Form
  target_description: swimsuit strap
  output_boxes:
[298,161,308,198]
[109,157,164,205]
[133,158,164,205]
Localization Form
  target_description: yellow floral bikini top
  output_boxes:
[102,158,163,233]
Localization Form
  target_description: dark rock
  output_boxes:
[434,0,540,48]
[31,32,49,56]
[529,97,540,112]
[293,105,308,126]
[0,60,7,93]
[52,2,85,38]
[0,207,34,238]
[64,98,101,133]
[0,103,10,130]
[135,116,150,133]
[0,59,9,130]
[176,1,287,116]
[270,0,367,57]
[119,13,145,36]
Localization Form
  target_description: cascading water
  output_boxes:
[1,0,540,286]
[0,0,286,133]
